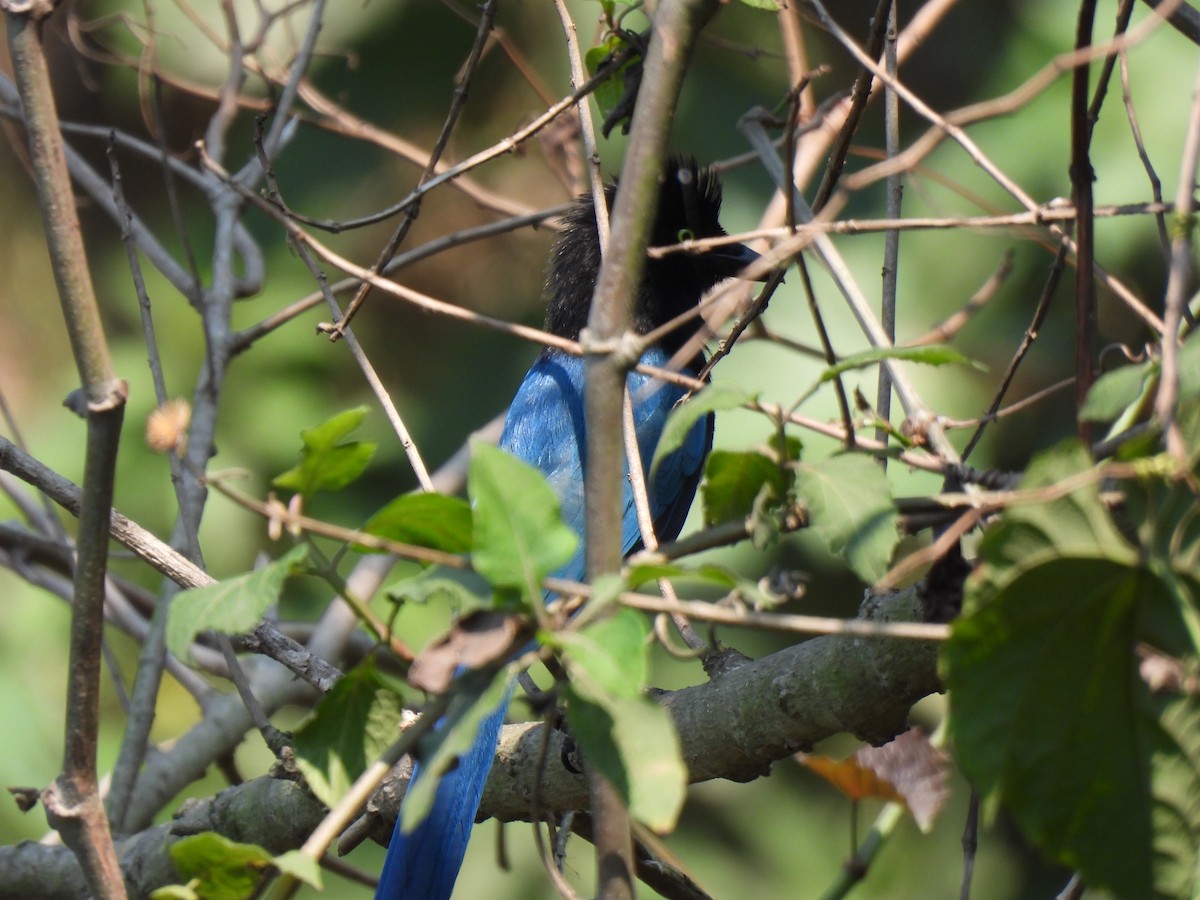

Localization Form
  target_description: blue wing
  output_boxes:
[376,347,710,899]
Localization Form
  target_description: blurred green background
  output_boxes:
[0,0,1189,895]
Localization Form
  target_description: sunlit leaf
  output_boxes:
[795,454,898,583]
[362,492,472,554]
[273,406,376,499]
[798,753,902,804]
[157,832,321,900]
[166,545,308,663]
[652,384,750,475]
[557,609,685,831]
[469,441,577,602]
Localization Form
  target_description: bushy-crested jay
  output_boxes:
[376,157,760,899]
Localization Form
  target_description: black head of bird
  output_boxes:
[543,157,760,356]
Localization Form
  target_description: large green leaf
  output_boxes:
[468,441,577,602]
[794,453,898,583]
[166,545,308,663]
[943,441,1200,898]
[293,662,405,809]
[554,609,686,832]
[362,492,473,554]
[273,406,377,499]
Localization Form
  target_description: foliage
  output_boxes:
[1,2,1198,899]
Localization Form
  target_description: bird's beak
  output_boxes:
[706,242,770,282]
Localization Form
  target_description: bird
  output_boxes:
[376,156,761,900]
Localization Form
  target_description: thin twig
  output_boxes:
[1155,53,1200,460]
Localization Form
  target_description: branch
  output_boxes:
[580,1,720,894]
[5,4,126,896]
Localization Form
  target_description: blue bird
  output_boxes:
[377,157,760,899]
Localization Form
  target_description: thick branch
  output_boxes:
[0,588,939,898]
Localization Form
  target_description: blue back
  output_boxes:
[376,347,711,899]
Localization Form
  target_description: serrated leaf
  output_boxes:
[400,670,514,832]
[652,384,750,475]
[942,441,1200,899]
[166,545,308,663]
[362,492,472,554]
[795,454,898,583]
[945,558,1182,898]
[273,406,376,498]
[469,441,577,602]
[1079,361,1154,422]
[293,662,405,808]
[702,449,787,526]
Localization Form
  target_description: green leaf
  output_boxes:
[150,886,198,900]
[271,851,322,888]
[166,545,309,663]
[1079,361,1153,422]
[794,346,978,409]
[469,441,577,601]
[362,492,473,554]
[558,609,686,831]
[795,454,898,583]
[550,608,648,699]
[819,345,977,382]
[651,383,750,475]
[942,441,1200,899]
[585,35,627,117]
[159,832,321,900]
[946,559,1190,898]
[701,449,787,527]
[273,406,377,498]
[738,0,783,8]
[293,662,405,808]
[1178,335,1200,400]
[400,670,514,832]
[386,565,492,613]
[624,561,686,588]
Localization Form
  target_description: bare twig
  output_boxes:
[1155,55,1200,460]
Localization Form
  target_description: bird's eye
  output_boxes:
[677,228,695,243]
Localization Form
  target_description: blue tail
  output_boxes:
[375,697,509,899]
[375,348,711,899]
